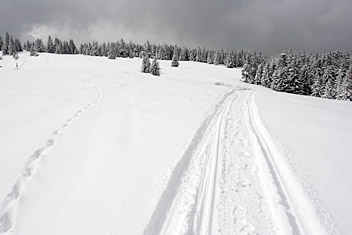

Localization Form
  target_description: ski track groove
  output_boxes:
[144,88,325,235]
[0,87,103,234]
[246,91,326,235]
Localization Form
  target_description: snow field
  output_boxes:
[0,52,351,234]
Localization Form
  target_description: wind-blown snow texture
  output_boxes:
[0,52,351,235]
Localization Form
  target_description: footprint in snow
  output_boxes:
[240,224,256,235]
[238,178,250,189]
[234,206,247,220]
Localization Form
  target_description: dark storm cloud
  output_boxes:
[1,0,351,53]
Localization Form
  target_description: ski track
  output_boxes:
[0,86,103,234]
[144,88,325,235]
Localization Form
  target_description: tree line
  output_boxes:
[1,31,351,101]
[241,51,352,101]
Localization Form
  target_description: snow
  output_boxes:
[0,52,351,235]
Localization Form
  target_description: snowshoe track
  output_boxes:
[0,87,103,234]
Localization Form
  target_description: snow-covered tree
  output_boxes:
[35,38,46,52]
[254,64,263,85]
[179,47,188,61]
[214,52,220,65]
[207,50,214,64]
[108,46,116,59]
[225,50,235,68]
[14,38,22,52]
[30,44,38,56]
[141,54,151,73]
[47,36,54,53]
[2,32,10,55]
[171,52,179,67]
[8,36,15,55]
[196,47,202,62]
[323,78,334,99]
[0,36,3,51]
[271,53,290,92]
[189,49,197,61]
[338,66,352,101]
[150,57,161,76]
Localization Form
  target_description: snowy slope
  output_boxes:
[0,52,351,235]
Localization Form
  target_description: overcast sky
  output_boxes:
[1,0,351,53]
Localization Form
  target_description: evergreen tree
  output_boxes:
[107,46,116,59]
[311,76,322,97]
[68,39,78,54]
[196,47,202,62]
[189,49,197,61]
[323,78,334,99]
[14,38,22,52]
[207,50,214,64]
[35,38,46,52]
[103,42,109,57]
[30,44,39,56]
[271,53,290,92]
[225,50,235,68]
[261,62,271,87]
[47,36,54,53]
[241,62,251,83]
[141,54,151,73]
[129,50,134,58]
[150,57,161,76]
[0,36,3,51]
[2,32,10,55]
[9,36,15,55]
[179,47,188,61]
[320,66,335,97]
[214,52,220,65]
[90,42,99,56]
[339,66,352,101]
[254,64,263,85]
[171,51,179,67]
[219,48,225,65]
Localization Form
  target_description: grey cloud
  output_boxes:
[1,0,351,53]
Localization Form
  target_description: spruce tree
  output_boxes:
[108,47,116,59]
[9,36,15,55]
[225,50,235,68]
[254,64,263,85]
[0,36,3,51]
[207,50,214,64]
[179,47,188,61]
[339,66,352,101]
[14,38,22,52]
[141,53,151,73]
[261,62,271,87]
[214,52,220,65]
[35,38,46,52]
[2,32,10,55]
[323,79,334,99]
[196,47,202,62]
[47,36,54,53]
[189,49,196,61]
[271,53,290,92]
[150,57,161,76]
[171,52,179,67]
[30,44,39,56]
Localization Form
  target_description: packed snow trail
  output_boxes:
[144,88,325,235]
[0,87,102,234]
